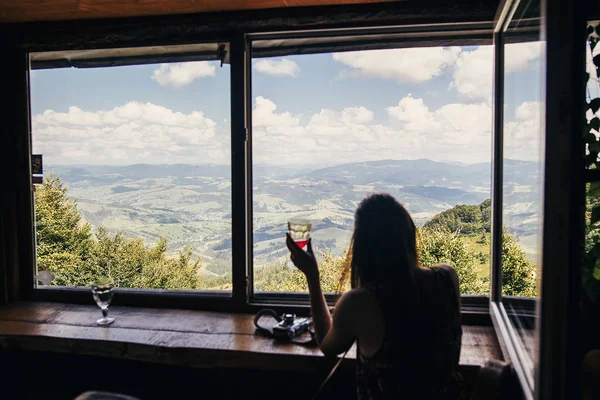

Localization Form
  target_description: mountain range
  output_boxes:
[45,158,541,274]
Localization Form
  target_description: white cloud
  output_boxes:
[505,100,544,160]
[331,44,541,102]
[451,43,542,102]
[252,95,542,166]
[451,46,493,101]
[32,102,229,165]
[333,47,460,83]
[32,96,541,168]
[151,61,216,87]
[387,94,492,146]
[505,42,543,73]
[386,95,431,123]
[254,59,299,77]
[341,107,374,125]
[253,95,495,165]
[253,96,299,128]
[515,101,540,121]
[36,102,214,129]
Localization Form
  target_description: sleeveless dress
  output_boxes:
[356,266,465,400]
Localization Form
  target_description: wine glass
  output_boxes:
[286,219,312,269]
[91,278,115,326]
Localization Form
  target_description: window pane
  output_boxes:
[501,0,544,377]
[251,44,494,295]
[30,46,232,291]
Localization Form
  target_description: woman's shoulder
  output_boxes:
[435,264,459,284]
[334,288,384,335]
[417,264,459,293]
[421,263,455,273]
[339,287,378,307]
[431,264,461,303]
[335,288,382,321]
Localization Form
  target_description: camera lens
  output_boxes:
[283,313,295,325]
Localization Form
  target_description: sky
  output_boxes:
[30,43,544,167]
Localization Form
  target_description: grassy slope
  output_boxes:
[462,233,491,279]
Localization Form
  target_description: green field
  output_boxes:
[463,234,491,279]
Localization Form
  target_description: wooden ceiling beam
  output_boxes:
[2,1,499,51]
[0,0,395,23]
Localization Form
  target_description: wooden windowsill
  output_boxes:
[0,302,501,375]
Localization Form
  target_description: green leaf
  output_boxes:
[595,54,600,68]
[589,180,600,197]
[590,142,600,153]
[584,132,597,143]
[594,267,600,281]
[586,153,598,167]
[590,98,600,114]
[591,117,600,132]
[587,242,600,259]
[592,205,600,224]
[596,24,600,36]
[588,25,595,36]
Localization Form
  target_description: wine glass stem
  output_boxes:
[102,308,108,318]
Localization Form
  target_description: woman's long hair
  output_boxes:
[338,193,419,305]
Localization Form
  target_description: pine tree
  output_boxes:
[35,175,203,289]
[35,174,93,286]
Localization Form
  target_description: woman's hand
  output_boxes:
[286,233,319,280]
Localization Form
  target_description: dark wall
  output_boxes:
[1,350,357,400]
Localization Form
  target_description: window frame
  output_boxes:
[6,1,565,320]
[246,27,497,308]
[489,0,587,399]
[17,24,498,316]
[489,1,543,398]
[246,26,502,306]
[24,38,240,311]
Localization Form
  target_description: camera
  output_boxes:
[272,313,312,339]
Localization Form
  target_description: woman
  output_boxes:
[287,193,463,400]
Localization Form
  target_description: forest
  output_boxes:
[34,175,537,296]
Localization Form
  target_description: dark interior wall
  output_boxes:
[1,350,357,400]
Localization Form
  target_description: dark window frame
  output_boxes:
[2,3,533,323]
[20,25,497,318]
[246,26,497,309]
[489,0,587,399]
[489,1,542,398]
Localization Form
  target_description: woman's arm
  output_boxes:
[286,234,356,356]
[286,234,331,343]
[306,270,332,346]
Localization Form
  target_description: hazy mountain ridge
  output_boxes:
[44,159,540,273]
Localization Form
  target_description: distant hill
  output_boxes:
[48,163,231,183]
[305,158,539,187]
[424,199,491,235]
[48,158,539,189]
[42,159,540,272]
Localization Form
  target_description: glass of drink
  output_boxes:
[286,219,312,269]
[91,278,115,326]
